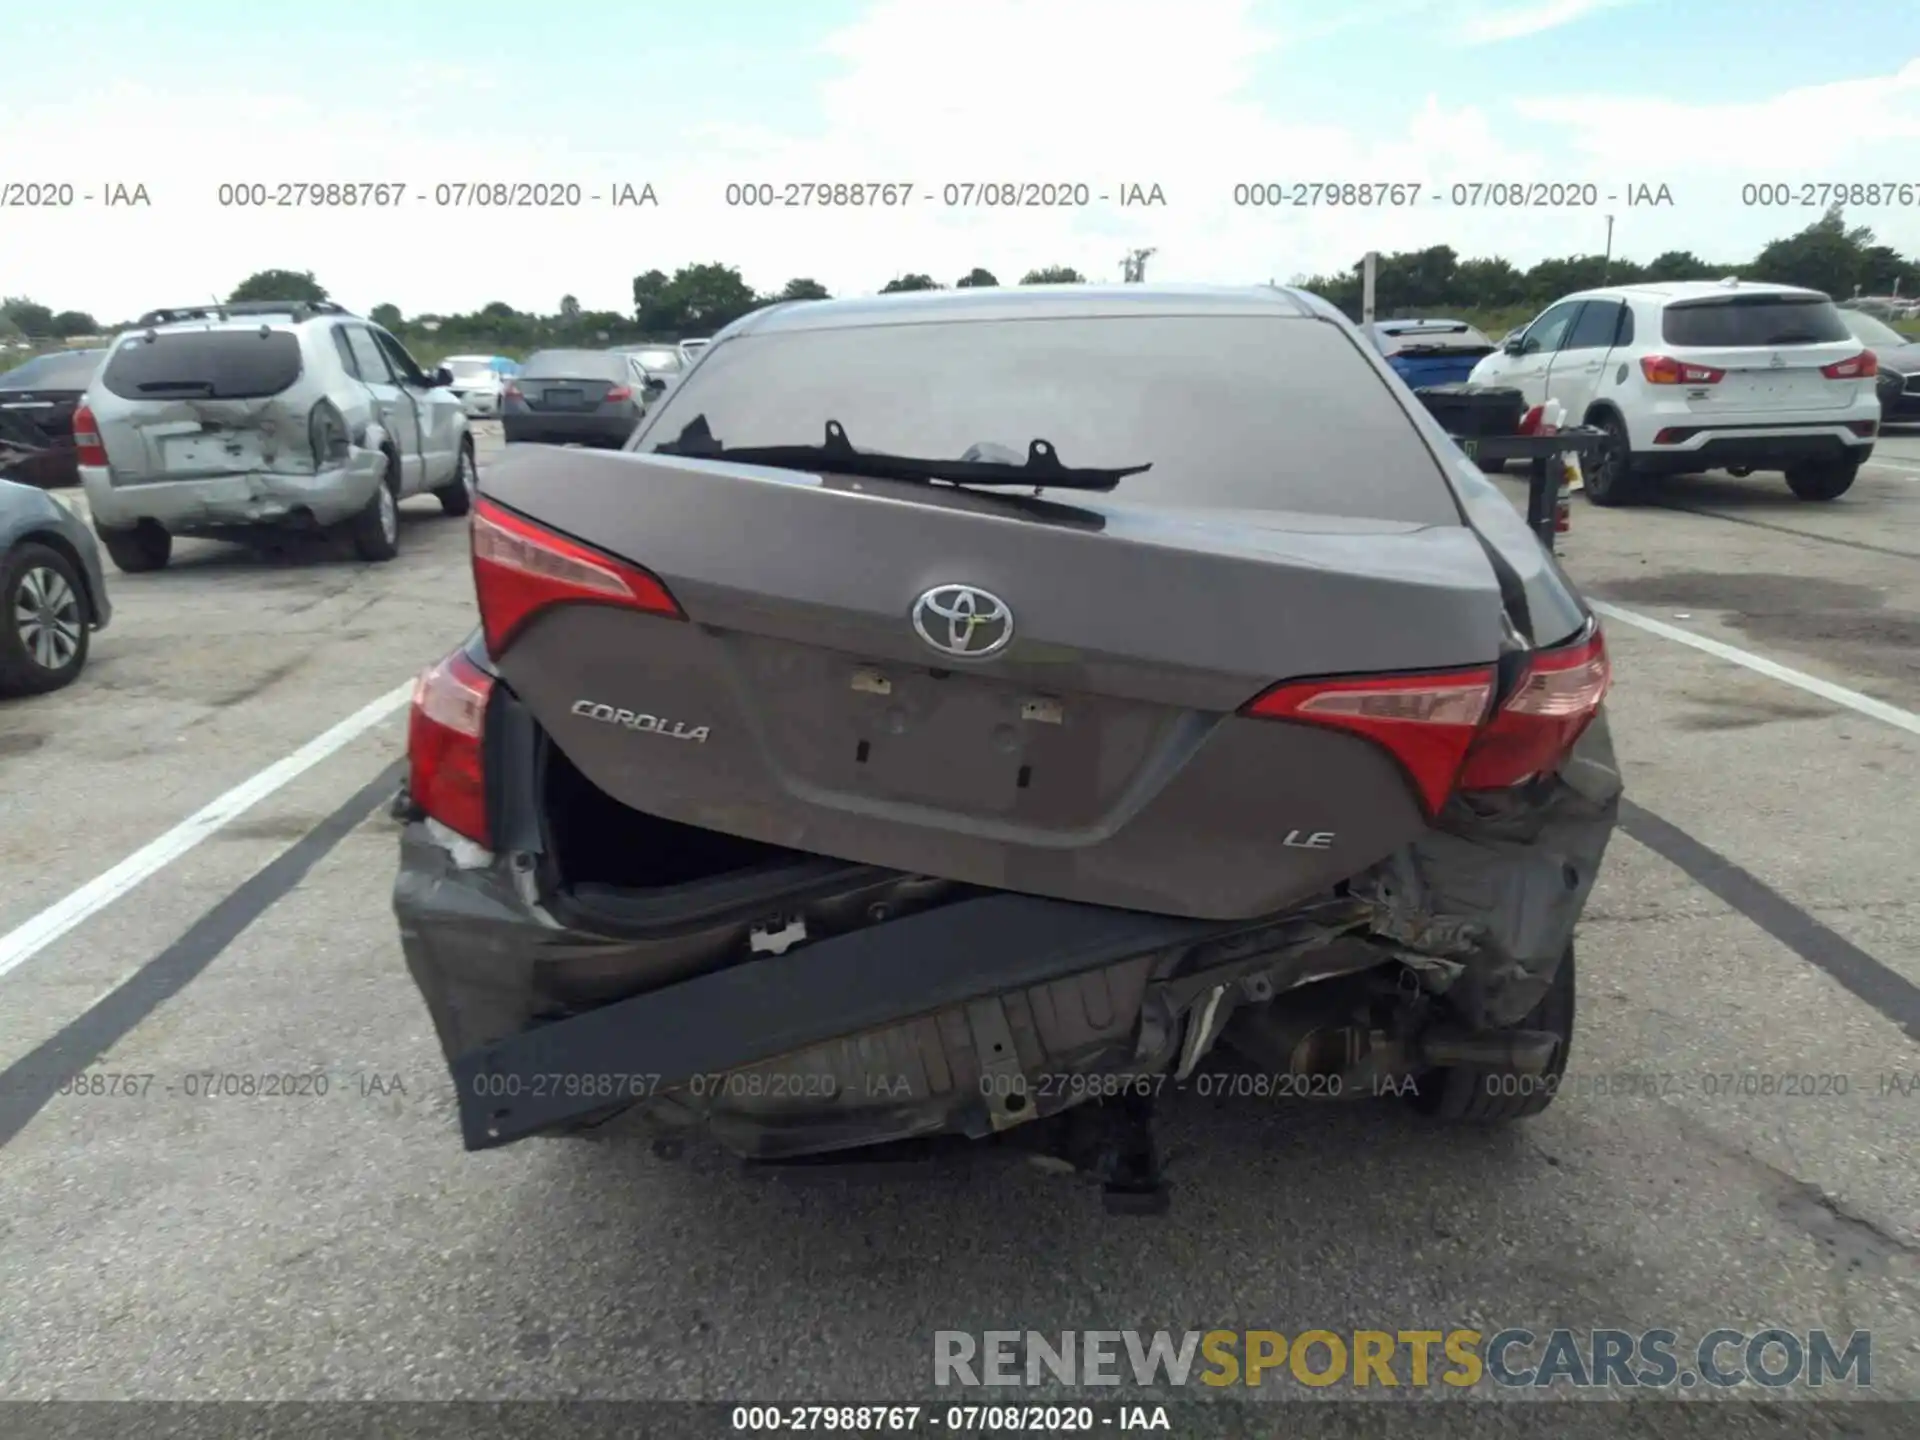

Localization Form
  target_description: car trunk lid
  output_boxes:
[1658,291,1865,414]
[474,445,1511,921]
[93,326,309,483]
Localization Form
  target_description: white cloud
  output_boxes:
[3,5,1920,325]
[1456,0,1637,45]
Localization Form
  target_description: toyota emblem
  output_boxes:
[911,584,1014,659]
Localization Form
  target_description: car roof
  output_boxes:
[728,283,1322,336]
[1557,280,1830,307]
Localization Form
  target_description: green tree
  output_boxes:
[1,297,56,337]
[641,263,763,335]
[880,274,942,292]
[1749,205,1875,298]
[368,303,404,330]
[1019,266,1085,284]
[228,269,328,304]
[559,294,581,320]
[50,310,99,337]
[631,269,670,327]
[778,278,831,301]
[1642,250,1720,283]
[955,267,999,288]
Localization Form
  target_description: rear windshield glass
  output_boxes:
[626,347,684,372]
[445,359,497,379]
[1662,295,1850,347]
[1375,325,1492,355]
[0,350,103,390]
[100,330,303,400]
[634,315,1460,524]
[523,350,629,381]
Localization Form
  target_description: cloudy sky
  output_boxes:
[6,0,1920,322]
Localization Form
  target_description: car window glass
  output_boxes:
[345,326,393,383]
[1563,302,1621,352]
[1615,306,1635,347]
[1521,303,1582,356]
[373,329,428,386]
[332,327,362,378]
[634,314,1463,525]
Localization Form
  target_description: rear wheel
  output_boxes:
[0,542,91,696]
[349,457,401,562]
[1784,460,1858,502]
[434,436,476,516]
[1582,413,1643,507]
[96,521,171,573]
[1474,454,1505,474]
[1404,946,1575,1123]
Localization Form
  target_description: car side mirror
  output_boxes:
[430,367,454,387]
[1503,337,1525,356]
[643,376,667,393]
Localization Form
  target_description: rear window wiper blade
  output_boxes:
[652,417,1147,491]
[134,380,217,394]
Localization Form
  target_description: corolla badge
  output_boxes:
[571,699,710,742]
[911,584,1014,658]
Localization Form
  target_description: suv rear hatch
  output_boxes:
[1654,289,1867,414]
[92,326,308,484]
[471,309,1541,923]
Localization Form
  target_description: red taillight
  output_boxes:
[1639,355,1724,385]
[604,385,633,402]
[407,649,495,847]
[1821,350,1877,380]
[72,404,107,467]
[1240,629,1612,813]
[1457,629,1611,791]
[503,382,522,400]
[470,496,683,656]
[1243,669,1497,813]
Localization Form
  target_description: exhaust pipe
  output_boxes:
[1417,1028,1561,1075]
[1725,465,1755,477]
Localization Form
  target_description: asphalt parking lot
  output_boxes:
[2,422,1918,1430]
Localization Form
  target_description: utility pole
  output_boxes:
[1602,215,1615,283]
[1122,247,1156,283]
[1362,251,1379,326]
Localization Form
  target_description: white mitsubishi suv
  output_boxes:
[1467,278,1880,505]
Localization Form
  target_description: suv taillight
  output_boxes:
[604,385,633,402]
[309,398,350,467]
[72,404,107,467]
[502,382,522,401]
[407,649,495,846]
[470,496,683,657]
[1640,355,1724,385]
[1822,350,1878,379]
[1241,627,1611,814]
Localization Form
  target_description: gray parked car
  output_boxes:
[0,476,112,696]
[502,349,655,448]
[393,284,1622,1210]
[76,301,475,572]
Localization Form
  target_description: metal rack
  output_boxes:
[1454,426,1611,547]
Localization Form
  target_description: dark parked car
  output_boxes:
[502,350,651,448]
[393,284,1622,1208]
[1364,319,1496,388]
[0,476,112,696]
[1839,308,1920,421]
[0,348,106,488]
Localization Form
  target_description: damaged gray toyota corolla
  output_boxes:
[391,284,1622,1212]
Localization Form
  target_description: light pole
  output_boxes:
[1602,215,1615,283]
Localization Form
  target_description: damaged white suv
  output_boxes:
[75,301,475,571]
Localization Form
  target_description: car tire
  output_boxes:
[1582,414,1642,507]
[1474,454,1505,474]
[0,541,91,696]
[1404,946,1575,1123]
[1784,460,1858,502]
[434,436,476,517]
[96,521,171,573]
[349,458,401,562]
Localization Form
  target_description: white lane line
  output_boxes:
[1590,601,1920,739]
[0,681,414,982]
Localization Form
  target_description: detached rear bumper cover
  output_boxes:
[394,715,1621,1154]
